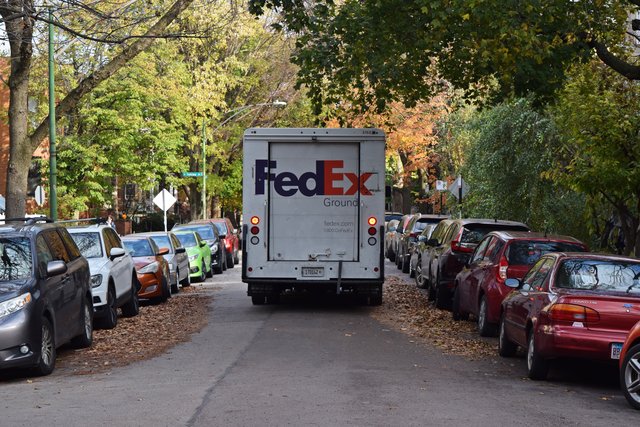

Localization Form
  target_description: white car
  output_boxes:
[69,224,140,328]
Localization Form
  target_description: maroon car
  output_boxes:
[211,218,239,268]
[499,253,640,380]
[453,231,588,336]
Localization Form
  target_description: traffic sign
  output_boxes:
[35,186,46,206]
[448,176,469,200]
[182,171,203,177]
[153,189,176,212]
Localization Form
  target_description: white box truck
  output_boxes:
[242,128,386,305]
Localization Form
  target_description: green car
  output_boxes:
[173,231,212,282]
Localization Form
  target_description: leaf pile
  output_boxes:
[55,286,212,375]
[371,275,496,359]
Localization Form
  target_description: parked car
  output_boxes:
[452,231,588,336]
[385,211,404,225]
[69,224,140,329]
[389,214,415,263]
[499,253,640,380]
[173,230,212,282]
[415,218,454,290]
[408,223,437,279]
[0,219,93,376]
[620,320,640,409]
[121,235,171,302]
[173,221,226,274]
[210,218,240,268]
[396,214,448,275]
[136,231,191,293]
[384,219,400,261]
[420,218,529,309]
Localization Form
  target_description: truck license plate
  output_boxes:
[302,267,324,277]
[611,343,623,360]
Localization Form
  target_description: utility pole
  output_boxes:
[48,7,57,221]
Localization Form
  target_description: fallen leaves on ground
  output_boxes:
[55,285,213,375]
[371,275,496,359]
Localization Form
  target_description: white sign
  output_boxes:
[35,186,46,206]
[435,180,447,191]
[153,189,176,212]
[447,176,469,200]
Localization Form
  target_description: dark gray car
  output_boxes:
[137,231,190,293]
[0,219,93,376]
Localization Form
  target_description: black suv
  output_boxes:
[0,218,93,376]
[172,220,227,274]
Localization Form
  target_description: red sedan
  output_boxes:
[498,253,640,380]
[620,320,640,409]
[453,231,587,336]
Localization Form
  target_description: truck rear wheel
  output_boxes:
[252,295,265,305]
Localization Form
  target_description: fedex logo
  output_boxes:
[255,159,373,197]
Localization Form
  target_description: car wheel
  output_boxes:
[478,296,497,337]
[158,276,170,303]
[121,282,140,317]
[206,258,215,277]
[99,286,118,330]
[434,276,449,310]
[222,251,228,271]
[452,286,469,321]
[402,255,410,274]
[71,297,93,349]
[34,317,56,376]
[227,251,235,268]
[498,315,517,357]
[527,330,549,380]
[171,270,180,294]
[234,250,240,264]
[252,295,265,305]
[415,262,425,288]
[180,270,191,287]
[388,248,396,262]
[396,253,403,270]
[621,343,640,410]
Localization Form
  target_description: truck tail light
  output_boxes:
[250,226,259,235]
[368,217,377,226]
[548,303,600,323]
[250,216,260,225]
[497,256,508,284]
[368,227,377,236]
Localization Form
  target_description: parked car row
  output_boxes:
[0,215,240,377]
[386,212,640,410]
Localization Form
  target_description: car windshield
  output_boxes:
[461,224,529,245]
[123,239,154,257]
[176,225,214,240]
[213,223,226,235]
[150,235,172,252]
[70,232,103,258]
[555,259,640,293]
[0,237,32,281]
[414,221,429,232]
[175,233,197,248]
[507,241,586,265]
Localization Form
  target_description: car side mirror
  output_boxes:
[175,247,186,254]
[47,260,67,277]
[110,247,126,260]
[504,278,520,289]
[158,247,170,256]
[199,241,207,247]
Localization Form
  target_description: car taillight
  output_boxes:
[548,303,600,323]
[497,256,508,284]
[409,232,418,238]
[451,240,474,253]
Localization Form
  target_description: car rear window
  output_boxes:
[507,241,586,265]
[123,239,154,257]
[0,237,32,281]
[176,225,214,240]
[150,235,172,252]
[555,259,640,293]
[175,233,197,248]
[213,223,227,235]
[460,224,529,245]
[70,232,103,259]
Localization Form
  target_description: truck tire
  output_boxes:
[252,295,265,305]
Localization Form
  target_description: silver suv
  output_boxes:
[69,224,140,329]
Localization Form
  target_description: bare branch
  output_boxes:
[589,39,640,80]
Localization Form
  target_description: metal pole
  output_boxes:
[48,8,57,221]
[201,118,206,219]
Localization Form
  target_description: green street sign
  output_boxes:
[182,171,204,177]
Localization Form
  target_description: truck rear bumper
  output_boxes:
[247,280,383,296]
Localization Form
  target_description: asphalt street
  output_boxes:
[1,258,638,426]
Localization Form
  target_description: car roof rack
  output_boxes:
[1,216,53,225]
[57,217,106,226]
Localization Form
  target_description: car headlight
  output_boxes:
[90,274,103,288]
[0,293,32,319]
[138,261,159,274]
[211,243,219,254]
[189,254,198,261]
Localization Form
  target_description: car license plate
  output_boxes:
[611,343,623,360]
[302,267,324,277]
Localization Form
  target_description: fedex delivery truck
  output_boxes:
[242,128,386,305]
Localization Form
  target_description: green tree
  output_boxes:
[550,61,640,255]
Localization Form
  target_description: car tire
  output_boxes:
[158,276,170,303]
[388,248,396,262]
[171,271,180,294]
[180,271,191,287]
[34,317,56,376]
[478,296,497,337]
[434,276,449,310]
[498,315,517,357]
[99,285,118,330]
[71,297,93,349]
[621,343,640,410]
[234,250,240,264]
[402,255,410,274]
[527,331,549,380]
[207,259,215,277]
[252,295,265,305]
[199,260,206,282]
[121,282,140,317]
[415,262,425,288]
[227,251,235,268]
[396,253,403,270]
[222,251,228,271]
[452,286,469,321]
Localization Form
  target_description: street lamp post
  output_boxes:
[200,101,286,219]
